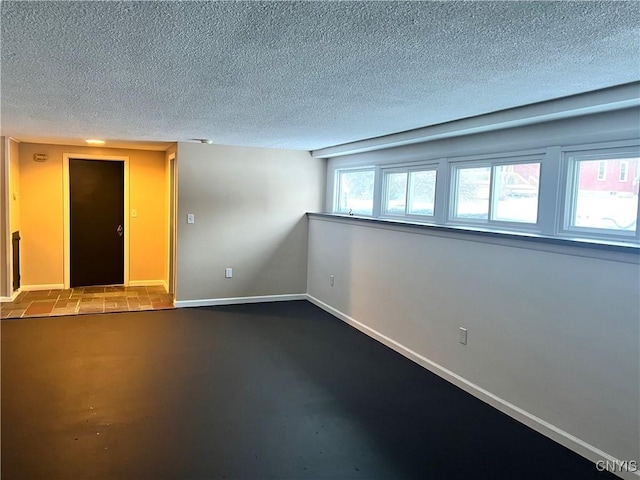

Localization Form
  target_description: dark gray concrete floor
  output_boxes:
[1,301,615,479]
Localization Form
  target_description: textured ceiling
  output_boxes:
[1,1,639,151]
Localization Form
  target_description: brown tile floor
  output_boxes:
[0,285,174,319]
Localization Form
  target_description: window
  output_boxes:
[566,156,639,234]
[328,141,639,247]
[408,170,437,216]
[335,168,375,216]
[451,161,541,224]
[597,161,607,180]
[383,171,407,215]
[620,161,628,182]
[382,167,437,217]
[451,166,490,220]
[491,163,541,224]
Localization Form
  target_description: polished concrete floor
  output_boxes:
[0,285,174,319]
[1,301,615,479]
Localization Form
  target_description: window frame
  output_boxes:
[326,140,640,248]
[333,166,376,217]
[380,162,439,221]
[448,155,543,231]
[448,162,491,225]
[560,147,640,242]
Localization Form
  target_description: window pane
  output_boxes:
[597,161,607,181]
[383,172,407,214]
[453,166,490,220]
[492,163,540,223]
[337,169,375,215]
[620,161,628,182]
[408,170,436,216]
[572,158,639,231]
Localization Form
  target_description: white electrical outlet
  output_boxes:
[330,275,335,287]
[225,268,233,278]
[187,213,195,224]
[459,327,468,345]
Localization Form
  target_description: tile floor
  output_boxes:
[0,285,174,319]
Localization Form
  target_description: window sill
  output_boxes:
[307,213,639,264]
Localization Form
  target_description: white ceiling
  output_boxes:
[1,1,639,151]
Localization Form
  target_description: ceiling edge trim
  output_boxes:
[311,82,640,159]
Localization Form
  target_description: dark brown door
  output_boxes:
[70,159,124,287]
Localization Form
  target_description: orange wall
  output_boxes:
[9,139,20,236]
[129,151,168,282]
[164,144,177,288]
[0,138,7,296]
[19,143,167,287]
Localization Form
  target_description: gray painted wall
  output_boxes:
[310,109,640,469]
[175,143,325,301]
[307,216,639,466]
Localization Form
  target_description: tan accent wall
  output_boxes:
[18,143,167,287]
[9,139,21,237]
[129,151,168,283]
[0,137,7,297]
[164,144,177,288]
[7,138,22,295]
[175,143,325,301]
[9,139,20,237]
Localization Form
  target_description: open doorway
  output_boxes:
[1,144,175,318]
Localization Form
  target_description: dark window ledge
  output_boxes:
[307,213,639,264]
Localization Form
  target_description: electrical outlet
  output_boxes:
[459,327,468,345]
[225,268,233,278]
[187,213,195,224]
[330,275,335,287]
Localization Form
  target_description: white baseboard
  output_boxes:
[128,280,167,288]
[20,284,65,292]
[305,294,639,480]
[175,293,307,308]
[0,289,21,302]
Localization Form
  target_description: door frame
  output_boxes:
[1,137,11,299]
[63,153,130,289]
[167,152,177,295]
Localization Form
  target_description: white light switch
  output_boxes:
[131,209,138,218]
[459,327,468,345]
[225,268,233,278]
[187,213,195,224]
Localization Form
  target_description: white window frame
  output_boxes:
[333,166,376,216]
[325,140,640,248]
[380,162,438,220]
[448,154,543,231]
[448,162,491,224]
[561,147,640,241]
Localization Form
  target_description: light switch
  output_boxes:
[131,209,138,218]
[187,213,195,224]
[459,327,468,345]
